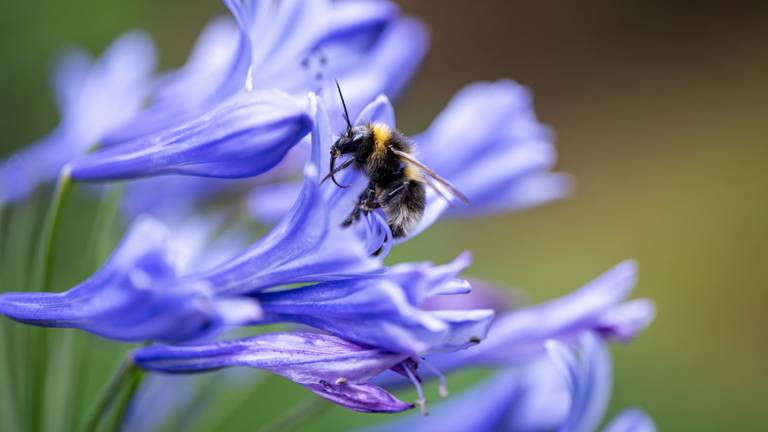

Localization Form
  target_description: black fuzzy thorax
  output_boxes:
[353,127,426,237]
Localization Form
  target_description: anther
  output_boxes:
[469,336,481,344]
[335,377,347,385]
[420,358,449,398]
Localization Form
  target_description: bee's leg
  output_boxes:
[342,182,379,227]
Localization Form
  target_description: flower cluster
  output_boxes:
[0,0,655,428]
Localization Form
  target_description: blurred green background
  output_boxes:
[1,0,767,430]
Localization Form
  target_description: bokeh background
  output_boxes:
[1,1,767,430]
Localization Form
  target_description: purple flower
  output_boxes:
[546,334,657,432]
[103,17,242,145]
[134,332,414,413]
[256,253,494,355]
[179,93,380,295]
[407,80,572,238]
[0,217,259,342]
[103,0,426,145]
[425,261,655,373]
[69,90,312,181]
[364,333,656,432]
[547,333,612,432]
[362,361,568,432]
[0,31,155,204]
[246,82,569,249]
[106,0,428,221]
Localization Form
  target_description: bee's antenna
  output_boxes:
[335,79,352,131]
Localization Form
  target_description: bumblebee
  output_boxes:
[324,81,467,238]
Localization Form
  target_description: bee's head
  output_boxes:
[331,125,370,157]
[327,125,370,188]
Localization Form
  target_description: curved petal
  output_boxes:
[184,94,379,296]
[548,333,612,432]
[256,254,493,355]
[400,80,570,240]
[0,218,259,342]
[329,16,429,128]
[134,332,412,413]
[426,261,653,371]
[367,359,570,432]
[103,17,244,145]
[70,91,312,181]
[365,369,522,432]
[0,31,156,204]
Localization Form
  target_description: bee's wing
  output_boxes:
[390,148,469,204]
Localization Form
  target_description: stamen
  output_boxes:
[420,358,449,398]
[401,361,428,416]
[335,377,347,385]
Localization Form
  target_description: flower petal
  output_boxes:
[400,80,571,240]
[550,333,612,432]
[366,360,570,432]
[134,332,412,413]
[425,261,652,371]
[183,94,379,295]
[0,218,258,342]
[70,91,312,181]
[103,17,244,145]
[256,254,493,354]
[0,31,156,204]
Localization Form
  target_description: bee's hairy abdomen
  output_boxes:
[378,178,426,238]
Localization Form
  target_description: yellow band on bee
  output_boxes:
[371,123,391,156]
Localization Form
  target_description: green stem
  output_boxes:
[108,366,145,432]
[0,205,22,432]
[81,357,136,432]
[28,167,73,432]
[33,164,73,292]
[0,321,21,432]
[70,185,123,431]
[255,397,329,432]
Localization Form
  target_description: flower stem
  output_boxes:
[0,206,22,432]
[81,356,138,432]
[33,164,73,292]
[107,365,145,432]
[69,185,123,431]
[27,166,73,432]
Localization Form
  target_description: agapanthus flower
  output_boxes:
[0,31,155,204]
[364,333,656,432]
[407,80,572,237]
[101,16,242,145]
[103,0,427,145]
[247,81,571,249]
[69,90,312,181]
[134,332,415,413]
[546,334,657,432]
[105,0,427,224]
[423,260,655,374]
[171,95,494,354]
[255,252,494,355]
[0,217,259,342]
[176,93,381,295]
[0,94,390,343]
